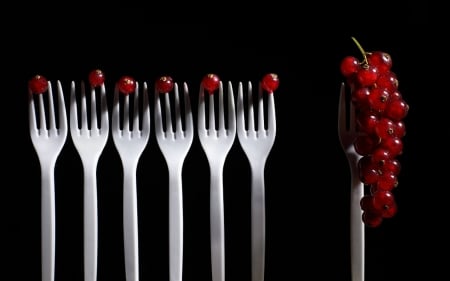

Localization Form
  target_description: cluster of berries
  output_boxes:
[340,38,409,227]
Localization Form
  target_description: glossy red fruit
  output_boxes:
[202,73,220,94]
[156,76,174,93]
[356,64,379,87]
[385,99,409,121]
[261,73,279,93]
[340,56,360,77]
[29,75,49,94]
[117,75,136,95]
[367,51,392,73]
[362,211,383,227]
[89,69,105,87]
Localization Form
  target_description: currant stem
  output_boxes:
[351,36,368,65]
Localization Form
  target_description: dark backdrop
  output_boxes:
[4,4,438,281]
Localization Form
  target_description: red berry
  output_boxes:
[362,211,383,228]
[117,75,136,95]
[356,64,379,87]
[367,51,392,73]
[261,73,279,93]
[340,56,360,77]
[89,69,105,87]
[202,73,220,94]
[29,75,48,94]
[384,99,409,121]
[156,76,174,94]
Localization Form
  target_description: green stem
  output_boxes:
[351,36,368,65]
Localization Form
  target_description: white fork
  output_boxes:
[338,83,365,281]
[154,82,193,281]
[112,81,150,281]
[236,81,276,281]
[69,80,109,281]
[198,81,236,281]
[29,80,68,281]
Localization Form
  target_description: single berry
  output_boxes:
[261,73,280,93]
[367,51,393,73]
[340,56,360,77]
[117,75,136,95]
[202,73,220,94]
[29,75,48,94]
[89,69,105,87]
[156,76,174,93]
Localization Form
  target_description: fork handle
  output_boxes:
[168,163,184,281]
[41,163,56,281]
[250,163,266,281]
[123,163,139,281]
[83,163,99,281]
[351,175,365,281]
[210,165,225,281]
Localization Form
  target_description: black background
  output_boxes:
[5,4,440,281]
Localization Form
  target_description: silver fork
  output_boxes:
[154,81,193,281]
[198,80,236,281]
[236,81,276,281]
[69,80,109,281]
[112,81,150,281]
[338,83,365,281]
[29,80,68,281]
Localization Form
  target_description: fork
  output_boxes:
[236,81,276,281]
[198,80,236,281]
[112,81,150,281]
[154,81,193,281]
[69,80,109,281]
[338,82,365,281]
[29,80,68,281]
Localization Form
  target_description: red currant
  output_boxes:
[261,73,279,94]
[89,69,105,87]
[156,76,174,94]
[29,75,48,94]
[367,51,392,74]
[117,76,136,95]
[340,56,360,77]
[202,73,220,94]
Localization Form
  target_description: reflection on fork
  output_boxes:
[28,79,68,281]
[198,79,236,281]
[154,79,193,281]
[69,80,109,281]
[236,81,276,281]
[338,83,365,281]
[112,80,150,281]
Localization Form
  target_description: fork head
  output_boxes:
[154,79,193,163]
[111,79,150,159]
[236,80,276,162]
[338,82,363,171]
[198,79,236,162]
[69,80,109,161]
[29,79,68,164]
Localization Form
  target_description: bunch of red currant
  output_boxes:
[340,38,409,227]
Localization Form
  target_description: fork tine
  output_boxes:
[174,83,182,134]
[183,82,193,138]
[89,81,98,132]
[112,84,121,135]
[257,82,264,132]
[210,83,218,131]
[132,82,140,133]
[338,82,347,136]
[267,88,276,135]
[47,82,57,135]
[28,88,38,135]
[99,83,108,131]
[218,81,224,131]
[164,84,173,136]
[140,82,150,139]
[79,81,89,135]
[154,85,164,136]
[237,82,246,137]
[227,81,236,133]
[247,81,255,133]
[70,81,79,134]
[198,84,206,134]
[56,81,67,135]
